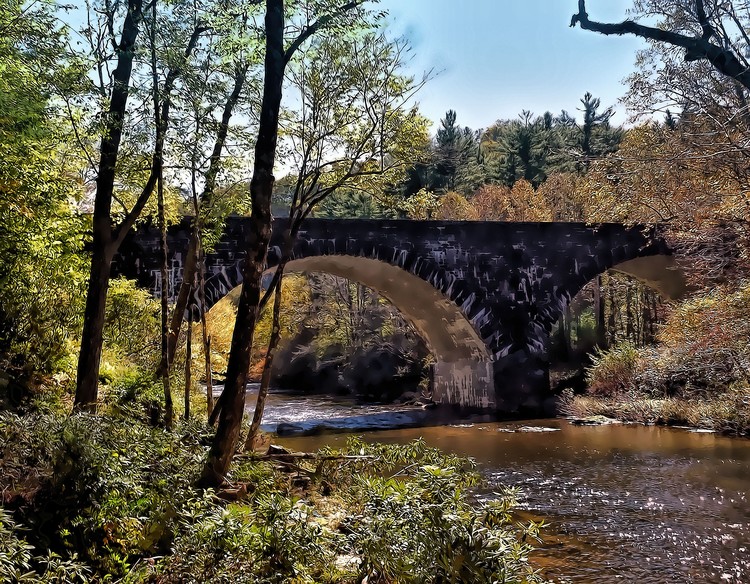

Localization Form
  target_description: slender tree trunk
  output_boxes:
[555,312,569,361]
[158,174,174,427]
[158,64,249,377]
[75,242,114,409]
[625,281,634,343]
[245,261,285,451]
[594,275,606,348]
[185,316,192,420]
[151,0,173,428]
[198,242,214,419]
[607,274,617,346]
[198,0,285,488]
[158,230,198,378]
[74,0,145,409]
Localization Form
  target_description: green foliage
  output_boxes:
[103,278,161,371]
[401,187,442,219]
[319,437,546,583]
[0,508,90,583]
[167,493,339,583]
[0,410,209,577]
[0,0,88,377]
[316,189,397,219]
[0,410,546,583]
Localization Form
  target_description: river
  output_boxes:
[243,386,750,583]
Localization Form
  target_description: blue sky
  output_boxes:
[378,0,646,131]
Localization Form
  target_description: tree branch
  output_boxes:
[571,0,750,91]
[283,0,367,64]
[695,0,714,41]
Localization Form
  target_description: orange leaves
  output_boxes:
[471,184,512,221]
[433,191,478,221]
[469,180,553,222]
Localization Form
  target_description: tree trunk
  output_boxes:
[198,242,214,419]
[607,274,617,346]
[158,229,198,378]
[198,0,285,488]
[185,315,192,420]
[150,0,173,428]
[625,281,634,343]
[594,275,606,348]
[74,241,114,409]
[74,0,145,409]
[244,262,285,451]
[158,63,249,377]
[158,173,174,427]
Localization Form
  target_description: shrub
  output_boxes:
[1,412,546,583]
[585,284,750,403]
[585,343,642,396]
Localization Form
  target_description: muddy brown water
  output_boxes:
[243,387,750,583]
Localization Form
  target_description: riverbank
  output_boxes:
[279,417,750,583]
[0,401,545,583]
[560,386,750,436]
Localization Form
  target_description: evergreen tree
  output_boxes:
[433,110,486,193]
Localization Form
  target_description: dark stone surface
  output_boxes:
[113,217,675,413]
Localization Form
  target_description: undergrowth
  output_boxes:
[568,284,750,435]
[0,405,546,583]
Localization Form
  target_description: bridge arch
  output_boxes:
[279,256,494,408]
[547,253,686,359]
[608,255,686,301]
[198,242,496,409]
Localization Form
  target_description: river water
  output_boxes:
[244,386,750,583]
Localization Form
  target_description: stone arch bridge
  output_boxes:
[114,218,685,414]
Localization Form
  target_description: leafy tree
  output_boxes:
[537,172,586,221]
[242,27,429,449]
[0,0,88,376]
[157,5,264,385]
[200,0,385,487]
[316,189,396,218]
[433,110,485,193]
[471,184,512,220]
[578,91,622,169]
[484,112,549,187]
[507,179,554,221]
[401,188,442,219]
[433,191,479,220]
[470,180,552,221]
[72,0,213,409]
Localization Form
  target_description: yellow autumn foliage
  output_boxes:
[190,273,311,382]
[433,191,478,220]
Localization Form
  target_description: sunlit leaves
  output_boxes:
[433,191,479,221]
[280,25,429,217]
[0,2,88,373]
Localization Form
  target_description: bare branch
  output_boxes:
[571,0,750,91]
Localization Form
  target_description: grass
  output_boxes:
[560,385,750,435]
